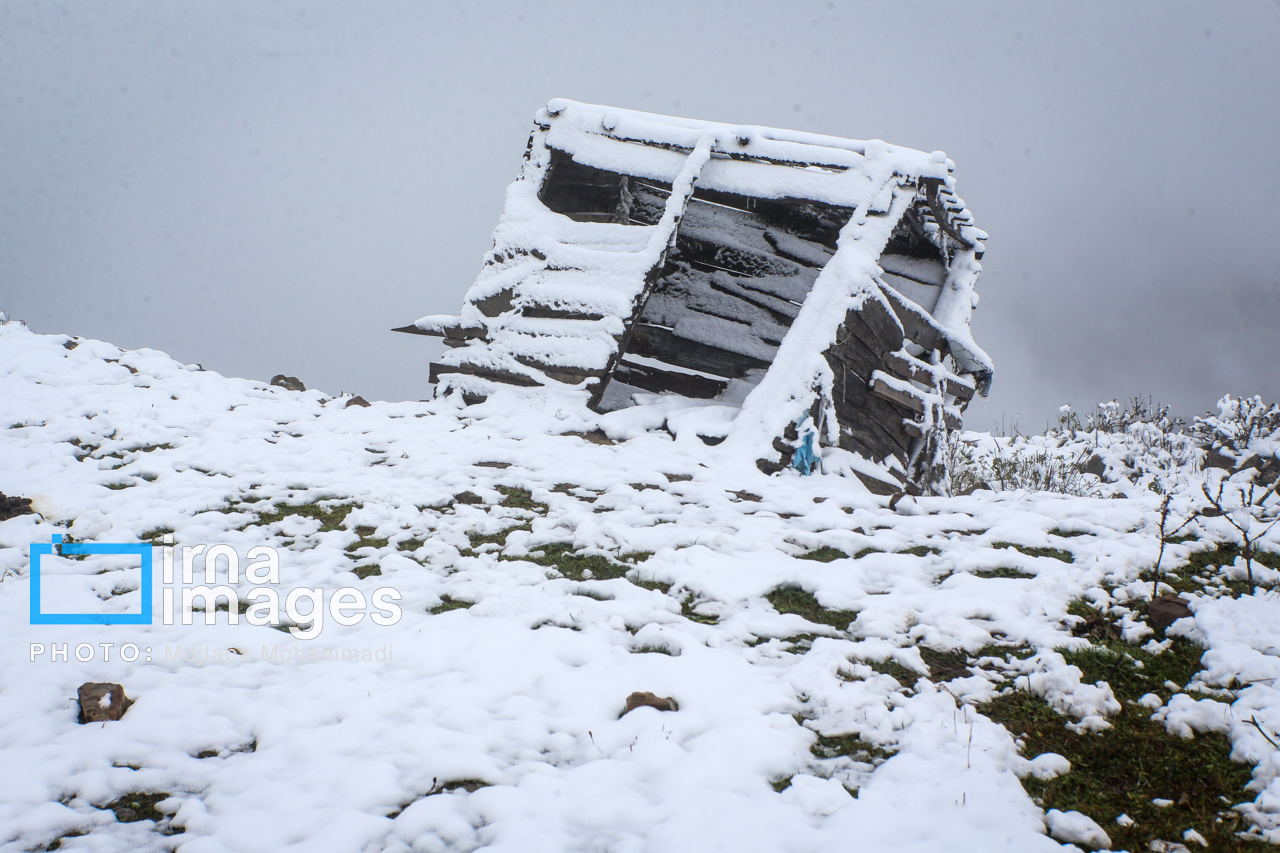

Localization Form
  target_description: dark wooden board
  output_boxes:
[613,360,727,399]
[430,362,540,388]
[627,324,769,379]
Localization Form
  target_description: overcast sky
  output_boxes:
[2,1,1278,431]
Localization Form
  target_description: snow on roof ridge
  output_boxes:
[541,98,952,177]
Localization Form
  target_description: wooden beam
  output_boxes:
[627,324,769,379]
[429,362,541,388]
[869,375,961,430]
[612,360,727,399]
[883,351,975,401]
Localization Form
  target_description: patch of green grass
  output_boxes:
[253,501,357,533]
[99,792,170,824]
[897,545,941,557]
[861,657,921,685]
[1061,638,1203,703]
[632,644,676,655]
[346,525,390,554]
[810,732,896,766]
[1181,541,1280,573]
[137,526,174,542]
[353,565,382,580]
[680,594,720,625]
[983,636,1267,851]
[1049,528,1088,538]
[523,542,630,581]
[975,566,1037,580]
[770,776,794,793]
[496,486,548,513]
[127,443,174,454]
[852,547,881,559]
[629,577,672,594]
[918,647,972,681]
[797,547,850,562]
[767,586,858,631]
[104,481,133,490]
[397,537,426,553]
[430,595,472,614]
[992,542,1074,563]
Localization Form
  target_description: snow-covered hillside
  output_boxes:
[1,320,1278,852]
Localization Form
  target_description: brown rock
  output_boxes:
[77,682,132,723]
[1084,452,1107,479]
[621,691,679,717]
[270,375,305,392]
[344,396,371,408]
[0,492,34,522]
[1202,446,1236,471]
[1149,595,1193,631]
[453,491,484,505]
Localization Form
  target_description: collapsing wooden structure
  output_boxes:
[396,100,993,494]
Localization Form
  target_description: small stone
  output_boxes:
[344,396,371,408]
[621,691,678,717]
[1084,453,1107,478]
[270,375,305,392]
[77,682,131,723]
[453,491,484,505]
[1149,595,1193,631]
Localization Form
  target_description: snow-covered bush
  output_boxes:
[948,431,1097,497]
[1191,394,1280,459]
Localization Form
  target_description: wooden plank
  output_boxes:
[869,375,962,430]
[707,277,801,324]
[612,360,727,399]
[876,284,947,353]
[674,233,799,279]
[392,325,435,336]
[430,362,540,388]
[883,350,975,401]
[627,324,768,379]
[392,324,485,341]
[519,304,608,321]
[824,351,916,458]
[473,288,516,318]
[831,319,893,377]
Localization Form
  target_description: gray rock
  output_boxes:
[344,396,371,408]
[1084,453,1107,479]
[1202,446,1236,471]
[1149,595,1193,631]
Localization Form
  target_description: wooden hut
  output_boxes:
[396,100,992,494]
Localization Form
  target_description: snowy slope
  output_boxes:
[1,320,1279,852]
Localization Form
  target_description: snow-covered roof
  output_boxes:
[407,100,992,486]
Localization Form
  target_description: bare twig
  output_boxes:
[1249,716,1280,750]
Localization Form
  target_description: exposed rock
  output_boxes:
[453,491,484,505]
[1149,595,1193,631]
[270,375,305,392]
[344,396,371,408]
[957,481,993,496]
[621,691,678,717]
[1202,446,1236,471]
[1084,452,1107,479]
[0,492,34,521]
[77,682,132,723]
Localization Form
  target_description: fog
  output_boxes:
[3,1,1278,430]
